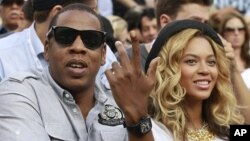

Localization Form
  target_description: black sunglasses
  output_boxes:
[224,27,245,33]
[47,26,106,50]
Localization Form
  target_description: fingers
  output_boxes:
[217,33,235,60]
[146,57,159,82]
[105,69,116,84]
[130,31,141,74]
[105,62,122,82]
[115,41,131,71]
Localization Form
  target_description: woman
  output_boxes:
[145,20,244,141]
[219,12,250,73]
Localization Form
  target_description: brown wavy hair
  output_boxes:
[219,12,250,69]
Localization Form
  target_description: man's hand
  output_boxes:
[105,31,159,124]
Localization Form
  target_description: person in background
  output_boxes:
[107,15,131,50]
[16,0,33,32]
[123,0,212,69]
[145,19,245,141]
[219,12,250,73]
[124,7,144,43]
[0,3,171,141]
[81,0,118,92]
[139,7,157,44]
[0,0,33,38]
[98,0,113,17]
[0,0,24,35]
[122,6,157,64]
[218,12,250,91]
[122,0,250,123]
[0,0,118,98]
[112,0,145,18]
[212,0,250,24]
[0,0,84,82]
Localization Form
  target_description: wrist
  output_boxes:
[122,107,148,125]
[123,115,152,136]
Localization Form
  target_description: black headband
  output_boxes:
[144,19,223,72]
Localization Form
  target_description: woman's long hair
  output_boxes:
[149,29,244,141]
[219,12,250,69]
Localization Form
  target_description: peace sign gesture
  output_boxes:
[105,31,159,125]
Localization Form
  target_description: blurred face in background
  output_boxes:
[175,3,209,23]
[222,17,246,49]
[141,16,157,43]
[83,0,97,11]
[0,0,24,30]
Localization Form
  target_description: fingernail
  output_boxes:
[115,41,122,46]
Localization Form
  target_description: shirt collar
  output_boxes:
[30,22,44,56]
[45,67,108,104]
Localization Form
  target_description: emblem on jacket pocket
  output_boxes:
[98,104,124,126]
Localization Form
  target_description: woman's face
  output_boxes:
[179,37,218,102]
[223,17,246,49]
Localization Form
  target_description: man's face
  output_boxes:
[45,10,106,93]
[0,0,23,30]
[175,3,210,23]
[141,16,157,43]
[83,0,97,11]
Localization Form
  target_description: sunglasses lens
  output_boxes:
[81,31,105,49]
[54,27,77,45]
[225,27,245,33]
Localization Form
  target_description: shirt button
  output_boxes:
[65,94,70,98]
[73,108,78,113]
[15,130,20,135]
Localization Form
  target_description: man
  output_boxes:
[0,0,117,95]
[0,3,170,141]
[0,0,81,81]
[139,7,157,44]
[0,0,24,35]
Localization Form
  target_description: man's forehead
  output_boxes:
[56,10,101,30]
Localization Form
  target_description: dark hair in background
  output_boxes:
[124,7,143,31]
[33,0,84,23]
[138,7,156,31]
[219,12,250,68]
[155,0,213,28]
[112,0,145,18]
[100,15,117,53]
[22,0,34,22]
[1,0,24,5]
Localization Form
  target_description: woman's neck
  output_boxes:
[184,100,203,130]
